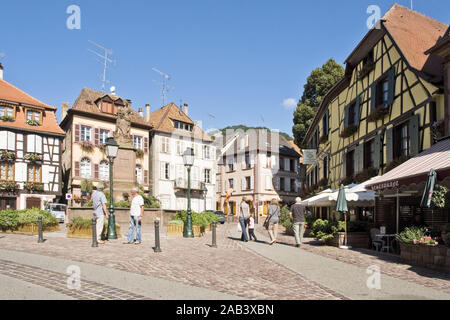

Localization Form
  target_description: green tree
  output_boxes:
[293,59,344,147]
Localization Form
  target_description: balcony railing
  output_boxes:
[174,178,206,191]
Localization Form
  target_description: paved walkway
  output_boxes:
[0,222,449,300]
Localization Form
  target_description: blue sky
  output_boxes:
[0,0,448,136]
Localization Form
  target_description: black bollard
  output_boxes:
[154,219,162,253]
[211,221,217,248]
[92,218,98,248]
[37,216,44,243]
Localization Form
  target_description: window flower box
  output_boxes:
[384,156,409,174]
[24,183,44,194]
[0,181,19,193]
[135,149,144,158]
[367,105,389,122]
[354,168,378,184]
[24,153,42,163]
[80,141,94,152]
[339,125,358,138]
[0,115,14,122]
[0,150,16,162]
[26,119,40,126]
[358,61,375,79]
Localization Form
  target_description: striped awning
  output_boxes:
[368,137,450,191]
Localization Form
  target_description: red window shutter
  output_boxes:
[74,161,80,177]
[144,137,149,153]
[94,128,99,146]
[74,124,80,143]
[144,170,148,185]
[94,164,99,179]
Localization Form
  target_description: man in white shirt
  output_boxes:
[123,187,145,245]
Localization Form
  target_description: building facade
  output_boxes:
[302,5,449,223]
[215,130,301,215]
[148,103,216,212]
[60,88,152,204]
[0,65,64,210]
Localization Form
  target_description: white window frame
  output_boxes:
[99,160,109,181]
[80,126,91,142]
[80,158,91,179]
[99,129,109,145]
[134,136,143,150]
[136,165,143,184]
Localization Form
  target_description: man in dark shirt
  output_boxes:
[290,197,306,248]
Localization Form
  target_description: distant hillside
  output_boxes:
[215,125,293,141]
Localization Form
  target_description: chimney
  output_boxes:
[145,104,151,122]
[184,103,189,116]
[62,102,69,121]
[0,63,3,80]
[138,107,143,118]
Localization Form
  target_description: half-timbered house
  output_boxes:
[302,4,449,226]
[0,65,64,210]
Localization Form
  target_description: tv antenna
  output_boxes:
[88,40,116,91]
[152,67,174,106]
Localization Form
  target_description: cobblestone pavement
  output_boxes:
[0,224,346,300]
[255,224,450,294]
[0,259,149,300]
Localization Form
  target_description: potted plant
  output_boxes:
[367,106,389,122]
[0,181,19,193]
[24,153,42,163]
[26,119,40,126]
[0,115,14,122]
[24,183,44,194]
[135,149,144,158]
[0,150,16,162]
[80,141,94,152]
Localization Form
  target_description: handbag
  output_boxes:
[237,222,242,232]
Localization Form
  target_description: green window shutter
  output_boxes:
[355,96,360,126]
[344,105,349,128]
[325,108,329,135]
[356,143,364,173]
[342,151,347,178]
[386,128,393,164]
[387,66,395,107]
[409,114,420,156]
[370,84,377,113]
[373,134,381,169]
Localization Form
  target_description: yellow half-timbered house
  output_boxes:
[302,4,448,221]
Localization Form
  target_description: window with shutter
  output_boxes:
[387,66,396,107]
[74,161,80,177]
[144,170,148,184]
[94,164,99,179]
[370,84,377,113]
[94,128,99,146]
[144,137,149,153]
[373,135,381,169]
[408,114,419,156]
[386,128,394,164]
[74,124,80,143]
[344,105,349,128]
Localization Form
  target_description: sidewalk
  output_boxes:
[237,226,450,300]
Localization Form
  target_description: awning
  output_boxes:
[301,188,335,206]
[368,137,450,192]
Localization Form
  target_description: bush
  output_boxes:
[67,217,93,229]
[309,219,367,244]
[396,227,426,244]
[173,210,219,227]
[305,214,316,228]
[0,209,58,231]
[168,220,184,226]
[279,206,293,234]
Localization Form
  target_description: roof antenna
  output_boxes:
[411,0,413,10]
[88,40,116,91]
[152,67,174,107]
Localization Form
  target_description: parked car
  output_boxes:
[45,203,67,223]
[203,210,226,224]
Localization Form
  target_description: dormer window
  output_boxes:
[99,98,118,115]
[359,49,375,79]
[0,105,15,121]
[174,120,193,132]
[26,109,42,126]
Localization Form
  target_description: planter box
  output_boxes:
[2,224,59,235]
[67,225,121,239]
[400,243,450,272]
[329,232,370,248]
[166,224,205,237]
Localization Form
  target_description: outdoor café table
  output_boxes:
[376,234,396,253]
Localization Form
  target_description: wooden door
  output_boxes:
[26,197,41,209]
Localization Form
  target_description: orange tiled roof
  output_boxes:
[69,87,152,128]
[0,79,64,135]
[150,103,212,142]
[382,4,448,74]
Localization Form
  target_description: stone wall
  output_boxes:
[68,207,177,229]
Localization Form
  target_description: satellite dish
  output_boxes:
[110,86,116,94]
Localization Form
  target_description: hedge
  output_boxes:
[0,208,58,231]
[173,210,220,227]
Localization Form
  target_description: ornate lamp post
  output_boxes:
[105,137,119,240]
[183,147,195,238]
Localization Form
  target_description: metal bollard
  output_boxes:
[211,221,217,248]
[37,216,44,243]
[154,219,162,253]
[92,218,98,248]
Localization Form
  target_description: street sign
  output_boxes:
[66,194,72,200]
[302,149,317,164]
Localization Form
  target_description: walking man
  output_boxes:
[290,197,306,248]
[124,187,145,245]
[239,196,250,242]
[92,184,108,244]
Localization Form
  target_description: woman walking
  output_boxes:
[239,196,250,242]
[265,198,280,245]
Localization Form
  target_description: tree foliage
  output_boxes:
[293,59,344,147]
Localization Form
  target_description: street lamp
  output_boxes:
[183,147,194,238]
[105,137,119,240]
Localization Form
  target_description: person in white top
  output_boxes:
[124,187,145,245]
